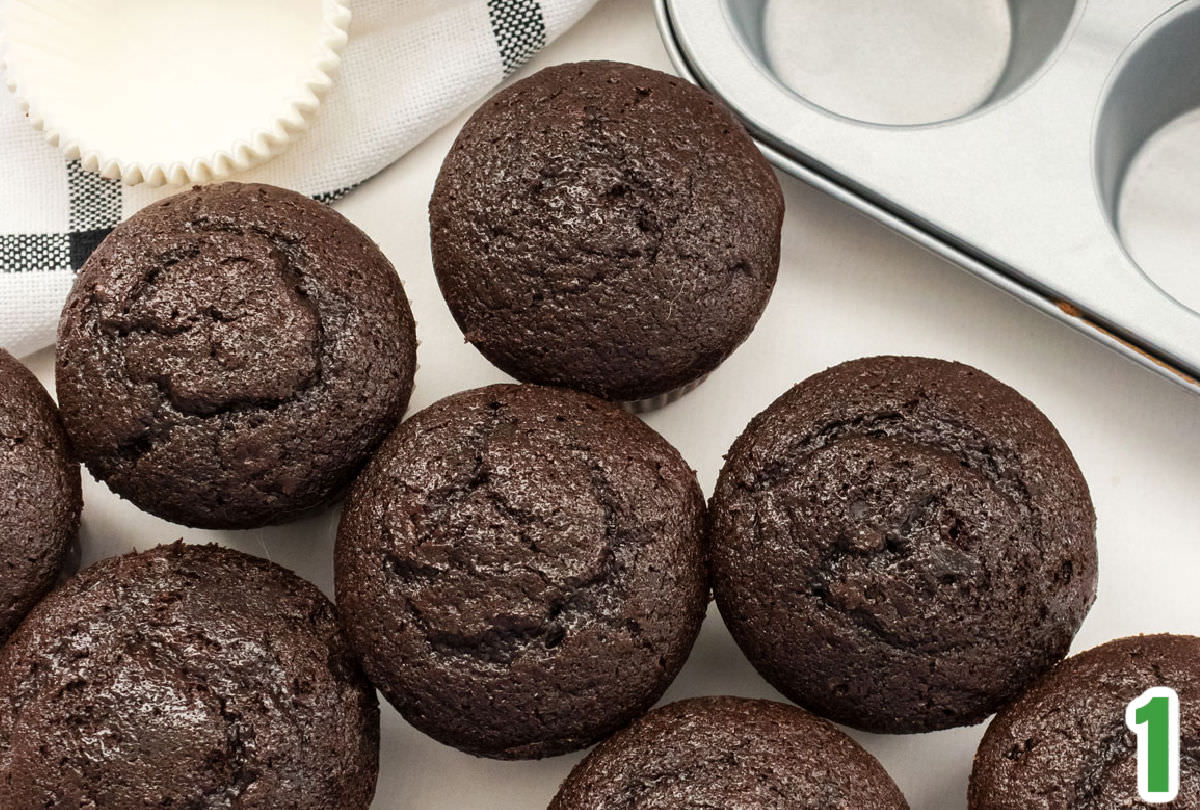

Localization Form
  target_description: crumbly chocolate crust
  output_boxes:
[709,356,1097,733]
[431,60,783,402]
[550,695,910,809]
[0,542,379,808]
[56,182,416,528]
[335,384,707,758]
[970,634,1200,809]
[0,349,81,643]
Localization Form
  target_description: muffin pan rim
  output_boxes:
[657,0,1200,397]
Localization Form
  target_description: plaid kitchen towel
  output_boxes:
[0,0,599,358]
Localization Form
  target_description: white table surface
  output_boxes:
[19,2,1200,808]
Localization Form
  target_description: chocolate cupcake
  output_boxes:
[550,695,910,809]
[971,635,1200,808]
[0,349,81,644]
[0,542,379,808]
[708,356,1097,733]
[335,384,707,758]
[56,182,417,529]
[430,60,783,408]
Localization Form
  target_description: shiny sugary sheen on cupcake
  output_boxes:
[970,634,1200,808]
[430,60,784,404]
[549,696,910,809]
[708,356,1097,733]
[56,182,417,529]
[0,542,380,808]
[0,349,81,643]
[335,384,708,758]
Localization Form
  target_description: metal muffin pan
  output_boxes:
[656,0,1200,394]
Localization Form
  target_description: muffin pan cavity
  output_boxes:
[1097,4,1200,313]
[749,0,1075,126]
[658,0,1200,396]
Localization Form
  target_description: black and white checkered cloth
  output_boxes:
[0,0,596,357]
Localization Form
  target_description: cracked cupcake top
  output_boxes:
[708,356,1097,733]
[0,542,379,809]
[55,182,416,529]
[550,696,909,809]
[970,634,1200,809]
[334,384,707,759]
[0,349,81,643]
[430,61,784,403]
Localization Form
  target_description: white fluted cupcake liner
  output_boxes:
[0,0,351,186]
